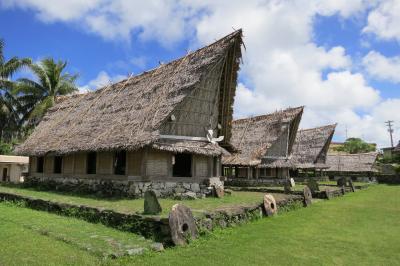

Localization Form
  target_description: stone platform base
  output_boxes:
[24,176,211,198]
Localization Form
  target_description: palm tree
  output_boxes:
[16,58,78,124]
[0,38,31,142]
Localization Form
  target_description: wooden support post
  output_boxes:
[247,167,251,180]
[255,168,259,179]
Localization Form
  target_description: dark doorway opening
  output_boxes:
[86,152,97,174]
[37,157,44,173]
[54,156,63,174]
[173,153,192,177]
[2,168,7,182]
[213,157,219,177]
[114,151,126,175]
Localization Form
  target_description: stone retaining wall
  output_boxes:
[225,178,286,187]
[24,176,207,198]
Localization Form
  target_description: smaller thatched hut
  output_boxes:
[325,152,379,181]
[222,106,303,179]
[290,124,336,179]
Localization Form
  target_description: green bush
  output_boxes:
[0,141,13,155]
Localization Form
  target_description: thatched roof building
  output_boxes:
[222,106,304,167]
[16,30,243,157]
[16,30,244,197]
[325,152,378,174]
[291,124,336,169]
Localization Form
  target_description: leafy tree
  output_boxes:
[334,138,376,154]
[0,140,14,155]
[0,38,31,142]
[15,58,78,124]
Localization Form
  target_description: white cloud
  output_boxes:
[0,0,101,21]
[363,51,400,83]
[363,0,400,42]
[1,0,194,46]
[79,71,125,93]
[3,0,398,147]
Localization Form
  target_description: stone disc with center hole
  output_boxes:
[214,185,225,198]
[303,186,312,207]
[168,204,198,246]
[263,194,277,216]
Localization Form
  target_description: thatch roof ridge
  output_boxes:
[16,29,243,156]
[222,106,304,166]
[233,106,304,125]
[298,123,337,133]
[291,123,337,169]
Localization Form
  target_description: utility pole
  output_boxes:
[385,120,394,148]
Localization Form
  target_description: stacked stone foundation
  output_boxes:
[24,176,209,198]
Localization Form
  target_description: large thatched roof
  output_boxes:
[291,124,336,169]
[325,152,378,173]
[16,30,243,157]
[222,106,304,166]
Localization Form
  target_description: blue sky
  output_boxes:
[1,1,399,147]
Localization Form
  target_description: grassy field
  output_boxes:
[0,201,155,264]
[0,185,276,216]
[1,184,399,265]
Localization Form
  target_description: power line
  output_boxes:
[385,120,394,148]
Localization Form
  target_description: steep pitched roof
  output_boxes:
[16,30,243,156]
[222,106,304,166]
[325,152,378,173]
[291,124,336,169]
[394,141,400,152]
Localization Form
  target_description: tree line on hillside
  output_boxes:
[0,39,78,154]
[332,138,376,154]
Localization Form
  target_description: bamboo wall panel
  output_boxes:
[195,155,209,177]
[63,155,74,174]
[44,156,54,174]
[146,150,169,177]
[74,153,87,175]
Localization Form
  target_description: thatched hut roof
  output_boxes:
[222,106,304,166]
[394,141,400,152]
[291,124,336,169]
[16,30,243,157]
[325,152,379,173]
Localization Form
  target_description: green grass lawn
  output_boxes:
[0,185,277,216]
[0,201,155,265]
[116,184,399,266]
[1,185,399,265]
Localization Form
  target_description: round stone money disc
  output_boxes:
[168,204,199,246]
